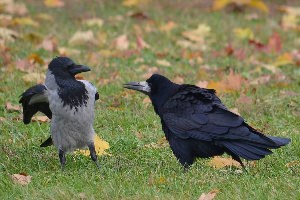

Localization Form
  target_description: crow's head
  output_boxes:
[124,74,179,111]
[48,57,90,78]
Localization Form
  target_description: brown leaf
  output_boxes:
[250,75,271,85]
[173,76,184,84]
[15,58,34,72]
[0,27,19,42]
[69,30,96,46]
[156,59,171,67]
[38,37,57,52]
[196,80,208,88]
[130,12,149,20]
[22,72,45,84]
[5,102,21,112]
[236,94,253,105]
[136,35,150,49]
[114,34,129,50]
[11,173,31,185]
[159,21,177,32]
[4,2,28,16]
[198,189,219,200]
[229,107,240,115]
[142,97,151,104]
[28,53,44,65]
[141,66,160,79]
[144,137,169,148]
[208,156,241,169]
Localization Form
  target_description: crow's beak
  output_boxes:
[69,64,91,75]
[123,81,151,94]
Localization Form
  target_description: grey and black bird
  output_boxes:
[124,74,291,169]
[19,57,100,170]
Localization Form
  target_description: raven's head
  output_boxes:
[124,74,179,112]
[48,57,90,78]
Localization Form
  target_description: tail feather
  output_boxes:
[267,136,291,147]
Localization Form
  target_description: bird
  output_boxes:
[124,74,291,169]
[19,57,100,170]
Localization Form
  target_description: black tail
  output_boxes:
[222,136,290,161]
[40,137,53,147]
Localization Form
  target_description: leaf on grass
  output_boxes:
[142,97,151,105]
[173,76,184,84]
[122,0,148,7]
[182,24,211,43]
[31,116,50,123]
[208,156,241,169]
[144,137,169,148]
[249,75,271,85]
[69,30,96,46]
[114,34,129,50]
[22,72,45,84]
[156,59,171,67]
[15,58,34,72]
[136,35,150,49]
[76,135,109,156]
[83,18,104,27]
[0,27,18,42]
[213,0,269,13]
[12,17,39,27]
[229,107,240,115]
[28,53,44,65]
[196,80,208,88]
[38,37,57,52]
[44,0,65,8]
[207,69,244,93]
[4,2,27,16]
[273,53,293,67]
[11,173,31,185]
[249,32,282,53]
[198,189,219,200]
[159,21,177,32]
[286,160,300,167]
[58,47,80,56]
[234,27,254,40]
[5,102,21,112]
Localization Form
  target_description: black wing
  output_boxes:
[19,84,51,124]
[162,85,290,160]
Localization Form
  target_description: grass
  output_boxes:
[0,0,300,199]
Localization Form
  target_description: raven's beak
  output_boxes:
[123,81,151,94]
[69,64,91,75]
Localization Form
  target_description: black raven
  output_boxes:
[19,57,100,169]
[124,74,291,168]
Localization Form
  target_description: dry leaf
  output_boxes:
[198,189,219,200]
[44,0,65,8]
[76,135,109,156]
[5,102,21,112]
[144,137,169,148]
[83,18,104,27]
[159,21,177,32]
[156,59,171,67]
[11,173,31,185]
[0,27,18,42]
[69,30,96,46]
[22,72,45,84]
[122,0,148,7]
[213,0,269,13]
[38,37,57,52]
[196,80,208,88]
[234,28,254,40]
[173,76,184,84]
[209,156,241,169]
[58,47,80,56]
[15,58,34,72]
[114,34,129,50]
[182,24,211,43]
[12,17,39,27]
[250,75,271,85]
[142,97,151,104]
[4,2,27,16]
[28,53,44,65]
[32,116,50,123]
[273,53,293,67]
[136,35,150,49]
[229,107,240,115]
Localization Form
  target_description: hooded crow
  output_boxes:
[124,74,291,168]
[20,57,100,170]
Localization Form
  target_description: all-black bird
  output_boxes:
[19,57,100,169]
[124,74,291,168]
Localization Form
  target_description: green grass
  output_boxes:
[1,0,300,199]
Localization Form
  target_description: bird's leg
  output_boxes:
[87,143,100,169]
[231,155,246,170]
[59,148,66,171]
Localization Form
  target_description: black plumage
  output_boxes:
[124,74,291,168]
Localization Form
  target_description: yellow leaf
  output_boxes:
[113,34,129,50]
[5,102,21,112]
[83,18,104,27]
[122,0,148,7]
[44,0,64,8]
[273,53,294,67]
[156,59,171,67]
[248,0,269,13]
[76,135,109,156]
[11,173,31,185]
[234,28,254,40]
[32,116,50,123]
[182,24,211,43]
[198,189,219,200]
[12,17,39,27]
[208,156,241,169]
[212,0,231,11]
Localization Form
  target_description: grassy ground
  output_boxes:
[0,0,300,199]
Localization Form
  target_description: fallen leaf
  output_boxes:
[273,53,293,67]
[114,34,129,50]
[159,21,177,32]
[58,47,80,56]
[122,0,148,7]
[182,24,211,43]
[44,0,65,8]
[250,75,271,85]
[22,72,45,84]
[28,53,44,65]
[229,107,240,115]
[142,97,151,105]
[11,173,31,185]
[286,160,300,167]
[156,59,171,67]
[38,37,57,52]
[130,12,149,20]
[79,193,87,200]
[208,156,241,169]
[31,116,50,123]
[69,30,96,46]
[144,137,169,148]
[212,0,269,13]
[12,17,39,27]
[83,18,104,27]
[0,117,6,122]
[0,27,18,42]
[236,94,253,105]
[279,90,299,97]
[173,76,184,84]
[4,2,27,16]
[76,135,109,156]
[198,189,219,200]
[5,102,21,112]
[136,35,150,49]
[15,58,34,72]
[196,80,208,88]
[140,66,160,79]
[234,27,254,40]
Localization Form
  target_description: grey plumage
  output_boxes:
[19,57,100,169]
